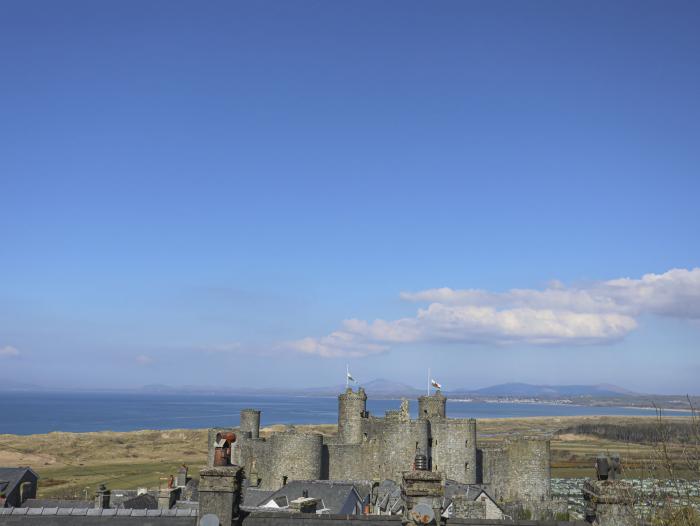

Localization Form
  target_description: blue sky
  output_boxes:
[1,1,699,394]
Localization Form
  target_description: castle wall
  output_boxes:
[326,443,377,480]
[481,438,550,503]
[378,415,429,483]
[429,418,477,484]
[238,437,271,486]
[263,431,323,490]
[504,438,550,502]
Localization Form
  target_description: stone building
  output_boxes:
[208,387,551,507]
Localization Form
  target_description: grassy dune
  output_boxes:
[1,416,694,498]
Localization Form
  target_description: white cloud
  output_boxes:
[0,346,20,358]
[135,354,155,365]
[286,268,700,357]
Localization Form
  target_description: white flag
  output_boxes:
[347,371,357,383]
[431,379,442,389]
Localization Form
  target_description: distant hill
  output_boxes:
[135,380,637,399]
[457,382,638,398]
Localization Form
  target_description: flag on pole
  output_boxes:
[346,364,357,386]
[431,379,442,389]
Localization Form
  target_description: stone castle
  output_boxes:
[208,388,551,506]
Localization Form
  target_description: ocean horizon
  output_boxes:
[0,392,693,435]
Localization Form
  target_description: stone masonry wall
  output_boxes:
[429,419,477,484]
[338,388,367,445]
[240,409,261,439]
[264,431,323,490]
[418,393,446,420]
[481,438,550,504]
[379,417,429,483]
[327,443,377,481]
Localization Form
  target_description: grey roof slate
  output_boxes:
[0,467,37,500]
[374,480,402,514]
[242,488,276,507]
[121,493,157,510]
[258,480,365,515]
[442,481,500,514]
[0,507,198,517]
[23,499,93,509]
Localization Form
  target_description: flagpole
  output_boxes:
[346,364,349,389]
[427,368,431,395]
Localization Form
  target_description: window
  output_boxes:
[282,476,288,486]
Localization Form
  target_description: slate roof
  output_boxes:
[256,480,366,515]
[109,489,140,508]
[23,499,93,509]
[444,481,489,501]
[442,481,501,516]
[121,493,158,509]
[0,507,198,517]
[0,468,37,498]
[242,487,276,507]
[374,480,402,514]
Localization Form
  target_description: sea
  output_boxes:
[0,392,691,435]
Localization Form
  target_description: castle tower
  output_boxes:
[266,431,323,490]
[466,418,478,483]
[418,390,447,420]
[240,409,261,439]
[338,387,367,444]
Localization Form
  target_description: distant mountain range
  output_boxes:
[460,382,638,398]
[306,380,638,398]
[0,379,638,398]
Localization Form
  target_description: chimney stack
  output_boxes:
[199,466,243,526]
[176,465,188,488]
[95,484,111,509]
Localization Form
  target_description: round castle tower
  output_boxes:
[338,387,367,444]
[240,409,261,439]
[418,390,447,420]
[266,430,323,489]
